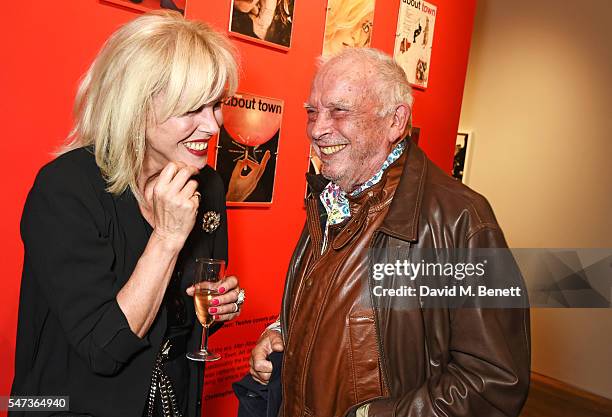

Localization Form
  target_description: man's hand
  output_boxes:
[249,329,284,384]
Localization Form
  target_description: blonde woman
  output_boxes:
[323,0,375,56]
[11,11,244,417]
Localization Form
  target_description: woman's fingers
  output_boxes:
[207,301,240,317]
[157,164,199,207]
[215,275,238,293]
[180,179,200,203]
[157,161,180,182]
[185,275,242,322]
[187,281,216,295]
[167,165,199,195]
[155,162,198,196]
[186,276,238,298]
[213,311,241,322]
[208,287,239,307]
[186,285,195,296]
[150,162,201,248]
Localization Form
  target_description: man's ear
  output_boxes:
[388,103,411,142]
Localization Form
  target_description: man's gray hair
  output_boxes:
[319,47,414,118]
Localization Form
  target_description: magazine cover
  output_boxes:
[393,0,437,88]
[322,0,376,56]
[214,92,283,206]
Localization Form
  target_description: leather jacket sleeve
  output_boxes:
[368,227,531,417]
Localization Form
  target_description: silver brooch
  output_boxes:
[202,211,221,233]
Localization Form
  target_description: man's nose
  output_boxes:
[309,111,333,140]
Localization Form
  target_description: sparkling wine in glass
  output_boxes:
[194,288,217,328]
[187,258,224,362]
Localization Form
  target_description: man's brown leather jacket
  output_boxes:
[279,142,530,417]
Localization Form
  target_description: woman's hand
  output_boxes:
[186,275,243,321]
[146,162,200,251]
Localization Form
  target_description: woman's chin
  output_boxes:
[188,156,207,170]
[177,150,208,170]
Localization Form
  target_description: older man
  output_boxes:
[249,48,530,417]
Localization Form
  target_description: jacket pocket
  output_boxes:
[347,314,384,403]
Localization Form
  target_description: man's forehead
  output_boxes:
[319,61,368,85]
[308,65,370,105]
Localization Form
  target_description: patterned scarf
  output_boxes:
[319,141,406,250]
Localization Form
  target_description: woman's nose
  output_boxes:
[196,106,220,135]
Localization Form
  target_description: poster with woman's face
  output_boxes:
[229,0,295,49]
[214,93,283,206]
[393,0,437,88]
[322,0,376,57]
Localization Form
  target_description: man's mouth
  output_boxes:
[320,144,347,155]
[183,140,209,156]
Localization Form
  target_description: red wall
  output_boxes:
[0,0,476,416]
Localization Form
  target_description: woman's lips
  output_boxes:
[183,140,209,157]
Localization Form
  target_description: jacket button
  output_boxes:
[367,358,378,370]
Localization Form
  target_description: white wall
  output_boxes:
[459,0,612,399]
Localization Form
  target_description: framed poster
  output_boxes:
[322,0,376,56]
[103,0,186,14]
[393,0,437,89]
[214,93,283,206]
[452,132,469,182]
[229,0,295,50]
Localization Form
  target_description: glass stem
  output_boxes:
[202,325,210,354]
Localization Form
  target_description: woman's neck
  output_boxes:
[136,161,162,228]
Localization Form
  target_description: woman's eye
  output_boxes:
[185,105,204,116]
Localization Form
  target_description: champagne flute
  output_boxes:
[187,258,224,362]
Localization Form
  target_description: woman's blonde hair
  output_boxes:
[60,10,238,201]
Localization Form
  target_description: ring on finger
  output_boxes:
[236,288,246,307]
[232,302,240,313]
